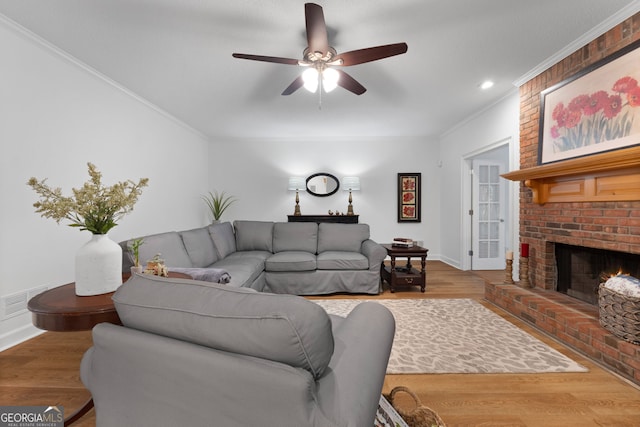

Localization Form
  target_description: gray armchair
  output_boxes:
[80,273,395,426]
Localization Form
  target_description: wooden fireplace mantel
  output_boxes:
[501,146,640,204]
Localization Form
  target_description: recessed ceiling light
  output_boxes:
[480,80,494,90]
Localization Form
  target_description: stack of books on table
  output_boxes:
[392,238,414,248]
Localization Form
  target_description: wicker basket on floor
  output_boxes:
[598,284,640,345]
[385,386,446,427]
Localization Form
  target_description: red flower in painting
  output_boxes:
[403,206,415,218]
[583,91,608,116]
[403,192,414,203]
[552,102,566,126]
[603,94,622,119]
[402,179,415,191]
[550,75,640,148]
[612,76,638,93]
[627,86,640,107]
[568,94,589,111]
[564,109,582,128]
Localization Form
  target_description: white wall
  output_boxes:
[0,20,210,349]
[207,137,441,252]
[438,91,521,268]
[0,16,522,350]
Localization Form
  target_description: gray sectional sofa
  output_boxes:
[81,273,396,426]
[121,220,386,295]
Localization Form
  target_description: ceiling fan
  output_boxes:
[232,3,408,96]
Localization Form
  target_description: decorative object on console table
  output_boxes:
[287,214,358,224]
[341,176,360,216]
[504,250,515,284]
[519,243,530,288]
[539,38,640,165]
[381,243,429,293]
[397,173,421,222]
[288,176,306,216]
[27,162,149,296]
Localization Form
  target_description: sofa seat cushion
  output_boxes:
[273,222,318,254]
[180,227,218,268]
[113,273,335,379]
[317,223,370,253]
[316,251,368,270]
[266,251,317,272]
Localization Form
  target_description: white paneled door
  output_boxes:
[472,160,506,270]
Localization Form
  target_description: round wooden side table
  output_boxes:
[27,272,191,425]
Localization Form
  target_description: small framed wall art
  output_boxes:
[397,173,421,223]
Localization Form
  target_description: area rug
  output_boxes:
[313,298,588,374]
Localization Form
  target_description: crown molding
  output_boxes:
[513,1,640,87]
[0,13,210,142]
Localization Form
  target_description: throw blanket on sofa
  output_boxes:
[170,267,231,284]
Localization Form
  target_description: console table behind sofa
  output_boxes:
[287,215,358,224]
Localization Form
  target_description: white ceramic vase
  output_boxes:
[75,233,123,296]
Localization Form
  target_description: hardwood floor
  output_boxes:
[2,261,639,426]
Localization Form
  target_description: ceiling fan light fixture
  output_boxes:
[302,68,319,92]
[322,67,339,92]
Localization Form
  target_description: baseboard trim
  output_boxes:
[0,324,45,352]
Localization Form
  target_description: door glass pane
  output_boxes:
[479,222,488,239]
[479,165,488,182]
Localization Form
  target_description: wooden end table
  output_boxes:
[27,272,190,426]
[380,244,429,293]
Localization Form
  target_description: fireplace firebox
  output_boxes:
[555,244,640,305]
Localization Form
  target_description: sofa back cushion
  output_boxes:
[113,274,334,379]
[317,223,370,253]
[123,231,193,268]
[208,222,237,259]
[272,222,318,253]
[180,227,218,268]
[234,221,274,252]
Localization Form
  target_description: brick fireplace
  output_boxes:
[486,15,640,386]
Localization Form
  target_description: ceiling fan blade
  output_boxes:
[305,3,329,55]
[282,76,304,95]
[232,53,299,66]
[336,70,366,95]
[335,43,408,66]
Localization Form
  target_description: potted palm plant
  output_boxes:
[202,190,237,222]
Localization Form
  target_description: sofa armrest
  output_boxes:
[361,239,387,271]
[316,302,395,427]
[81,323,337,427]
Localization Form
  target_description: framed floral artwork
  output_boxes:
[539,38,640,164]
[397,173,421,222]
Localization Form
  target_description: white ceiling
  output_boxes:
[2,0,639,140]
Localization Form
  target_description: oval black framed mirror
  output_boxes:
[306,173,339,197]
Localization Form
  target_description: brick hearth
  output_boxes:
[485,281,640,386]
